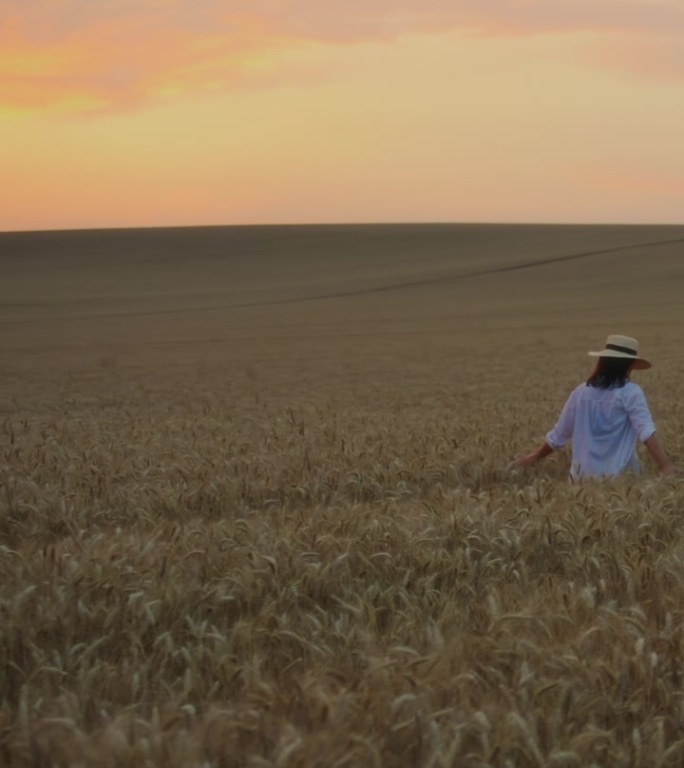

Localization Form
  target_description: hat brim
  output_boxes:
[588,350,651,370]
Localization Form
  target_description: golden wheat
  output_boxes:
[1,224,683,766]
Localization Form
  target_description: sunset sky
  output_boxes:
[2,1,683,231]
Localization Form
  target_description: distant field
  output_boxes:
[1,224,684,766]
[3,223,684,364]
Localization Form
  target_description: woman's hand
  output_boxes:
[511,442,554,470]
[644,434,677,476]
[513,452,540,469]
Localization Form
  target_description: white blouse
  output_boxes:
[546,381,656,479]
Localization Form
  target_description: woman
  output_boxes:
[515,334,675,479]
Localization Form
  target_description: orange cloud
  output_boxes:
[2,1,683,113]
[586,32,684,85]
[0,7,304,112]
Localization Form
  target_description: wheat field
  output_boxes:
[1,223,684,767]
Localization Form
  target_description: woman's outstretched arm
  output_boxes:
[644,433,676,475]
[514,441,554,469]
[513,387,578,469]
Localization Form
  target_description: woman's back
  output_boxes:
[548,382,655,478]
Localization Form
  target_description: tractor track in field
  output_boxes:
[4,236,683,323]
[226,236,684,309]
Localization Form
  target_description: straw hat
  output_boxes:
[588,334,651,370]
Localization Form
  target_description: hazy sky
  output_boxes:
[2,0,683,231]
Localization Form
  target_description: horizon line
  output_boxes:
[2,219,684,237]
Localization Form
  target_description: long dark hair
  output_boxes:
[587,356,633,389]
